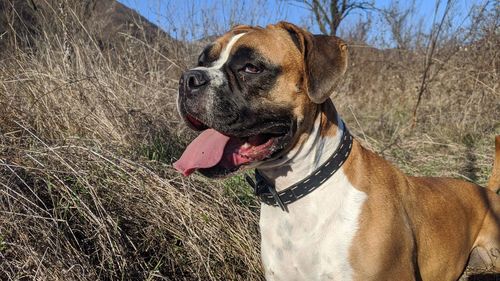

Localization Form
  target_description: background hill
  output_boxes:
[0,0,179,52]
[0,0,498,280]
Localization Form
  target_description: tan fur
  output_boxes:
[319,100,339,137]
[278,89,499,279]
[224,23,346,152]
[230,24,321,152]
[206,25,260,60]
[335,121,500,280]
[274,22,348,104]
[212,22,348,122]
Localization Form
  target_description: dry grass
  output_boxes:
[0,1,261,280]
[0,0,498,280]
[340,40,499,184]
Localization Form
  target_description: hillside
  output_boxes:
[0,0,183,59]
[0,0,498,280]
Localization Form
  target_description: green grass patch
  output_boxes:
[139,136,183,164]
[222,173,257,208]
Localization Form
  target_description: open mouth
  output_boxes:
[173,114,291,177]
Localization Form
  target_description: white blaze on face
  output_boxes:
[211,33,247,69]
[177,32,246,121]
[189,32,247,119]
[194,33,246,87]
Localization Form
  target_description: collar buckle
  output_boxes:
[245,173,288,212]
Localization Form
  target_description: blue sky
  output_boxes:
[117,0,484,44]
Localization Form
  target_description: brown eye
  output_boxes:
[243,63,262,74]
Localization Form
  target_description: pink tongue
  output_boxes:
[173,129,230,176]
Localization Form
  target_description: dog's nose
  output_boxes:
[180,70,208,93]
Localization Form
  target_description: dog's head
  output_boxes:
[174,22,348,177]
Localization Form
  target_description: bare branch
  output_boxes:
[412,0,455,127]
[289,0,374,35]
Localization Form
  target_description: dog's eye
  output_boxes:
[243,63,262,74]
[197,55,205,67]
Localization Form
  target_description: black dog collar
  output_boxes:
[245,125,353,212]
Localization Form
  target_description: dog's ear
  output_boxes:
[306,35,348,103]
[277,22,348,104]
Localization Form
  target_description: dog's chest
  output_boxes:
[259,170,367,281]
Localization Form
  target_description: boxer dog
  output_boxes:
[173,21,500,281]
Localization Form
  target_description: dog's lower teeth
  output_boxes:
[242,143,251,149]
[239,153,250,159]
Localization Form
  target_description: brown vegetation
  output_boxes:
[0,0,498,280]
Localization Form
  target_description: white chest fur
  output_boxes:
[259,169,367,281]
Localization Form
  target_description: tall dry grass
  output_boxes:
[0,0,498,280]
[340,28,499,184]
[1,1,261,280]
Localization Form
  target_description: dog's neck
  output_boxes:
[257,100,344,192]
